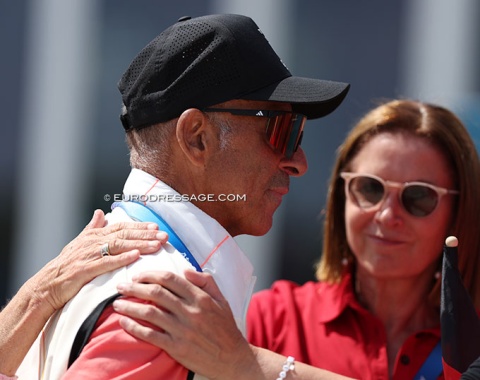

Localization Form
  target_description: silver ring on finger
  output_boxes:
[101,242,111,257]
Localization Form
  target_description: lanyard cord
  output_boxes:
[112,201,202,272]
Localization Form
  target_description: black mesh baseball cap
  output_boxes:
[118,14,350,131]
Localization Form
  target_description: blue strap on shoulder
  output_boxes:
[414,341,443,380]
[112,201,202,272]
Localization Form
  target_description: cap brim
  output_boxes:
[242,76,350,119]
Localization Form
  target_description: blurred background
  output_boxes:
[1,0,479,304]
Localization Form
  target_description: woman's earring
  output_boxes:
[434,271,441,280]
[341,257,349,266]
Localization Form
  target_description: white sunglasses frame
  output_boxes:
[340,172,459,217]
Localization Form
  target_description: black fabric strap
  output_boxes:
[68,293,197,379]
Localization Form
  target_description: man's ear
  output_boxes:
[176,109,214,167]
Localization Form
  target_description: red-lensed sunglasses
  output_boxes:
[203,108,306,158]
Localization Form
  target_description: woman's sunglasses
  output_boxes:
[340,172,459,217]
[203,108,306,158]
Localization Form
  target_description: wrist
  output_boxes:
[21,270,57,318]
[215,343,265,380]
[275,356,295,380]
[232,344,267,380]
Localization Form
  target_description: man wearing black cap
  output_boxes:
[17,14,349,379]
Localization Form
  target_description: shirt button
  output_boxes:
[400,354,410,365]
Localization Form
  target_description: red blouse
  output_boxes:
[247,273,443,380]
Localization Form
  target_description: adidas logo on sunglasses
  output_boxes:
[203,108,306,158]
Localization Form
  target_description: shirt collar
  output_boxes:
[122,168,231,267]
[315,270,365,323]
[121,169,256,325]
[315,270,442,338]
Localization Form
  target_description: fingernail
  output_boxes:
[147,223,159,230]
[156,232,168,240]
[117,283,128,292]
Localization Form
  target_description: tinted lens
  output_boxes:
[349,176,385,208]
[266,113,306,158]
[402,185,439,216]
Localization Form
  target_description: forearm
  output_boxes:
[0,211,164,376]
[0,271,56,376]
[234,346,356,380]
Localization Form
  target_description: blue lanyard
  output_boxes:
[112,201,202,272]
[413,341,443,380]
